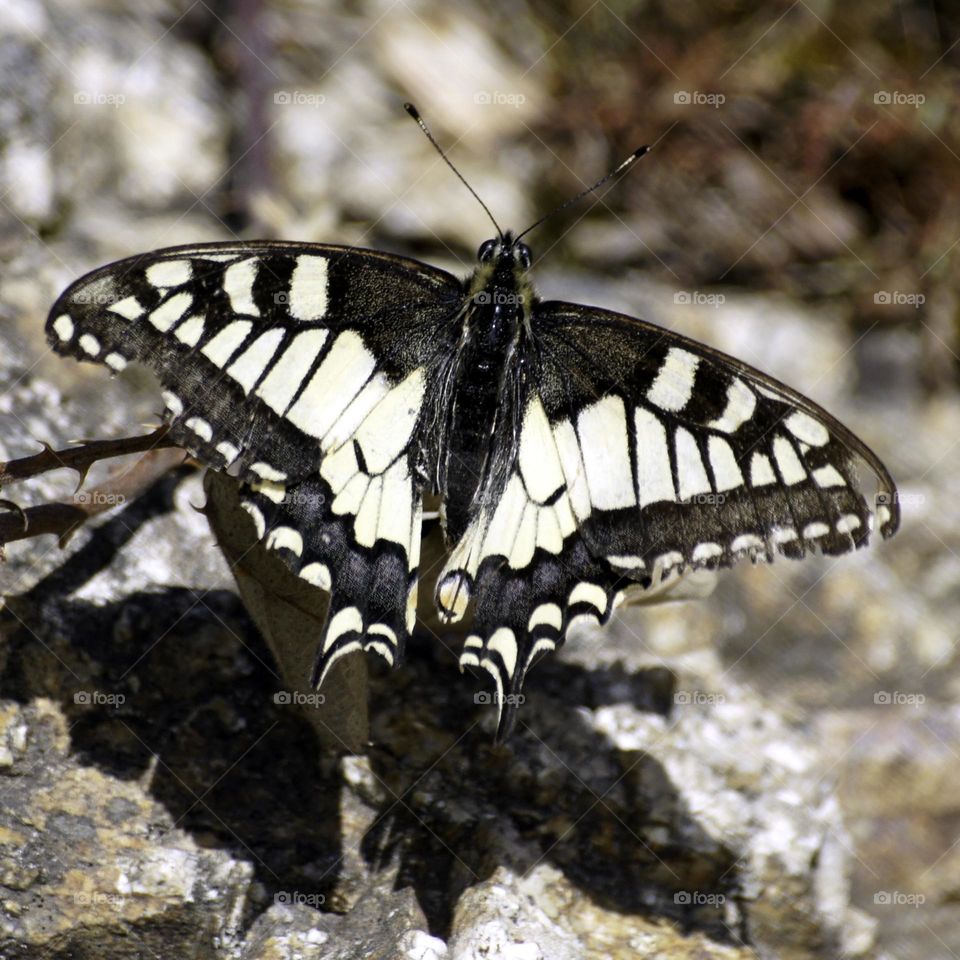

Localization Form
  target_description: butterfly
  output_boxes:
[45,107,900,741]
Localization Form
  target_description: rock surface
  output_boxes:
[1,0,957,957]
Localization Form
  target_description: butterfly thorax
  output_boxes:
[438,235,537,543]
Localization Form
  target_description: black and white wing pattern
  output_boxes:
[45,229,900,743]
[438,301,899,738]
[47,241,461,681]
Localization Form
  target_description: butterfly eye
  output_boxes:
[516,243,533,268]
[478,239,498,263]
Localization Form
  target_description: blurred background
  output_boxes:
[0,1,957,957]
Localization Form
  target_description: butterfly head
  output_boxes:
[477,231,533,271]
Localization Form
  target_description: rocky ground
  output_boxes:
[1,1,958,958]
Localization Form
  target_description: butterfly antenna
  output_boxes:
[515,145,650,244]
[404,102,504,241]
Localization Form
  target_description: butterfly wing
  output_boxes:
[47,241,461,676]
[439,300,899,739]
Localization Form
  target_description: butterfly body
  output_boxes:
[47,230,899,740]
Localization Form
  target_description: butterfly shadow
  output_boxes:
[0,470,346,926]
[359,634,747,945]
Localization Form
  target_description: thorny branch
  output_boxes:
[0,428,189,548]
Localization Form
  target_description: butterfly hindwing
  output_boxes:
[237,470,423,682]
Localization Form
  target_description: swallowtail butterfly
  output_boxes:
[45,107,899,740]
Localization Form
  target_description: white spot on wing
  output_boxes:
[552,419,591,520]
[646,347,700,412]
[731,533,764,553]
[201,320,252,368]
[241,501,265,539]
[79,334,100,356]
[528,603,562,632]
[300,562,332,590]
[577,395,636,510]
[355,368,425,474]
[216,441,239,465]
[568,582,607,614]
[323,607,363,651]
[519,396,565,504]
[707,435,743,492]
[675,428,711,500]
[773,436,806,485]
[149,291,192,332]
[708,378,756,433]
[185,417,212,442]
[223,258,260,316]
[256,329,329,415]
[174,314,205,347]
[786,411,829,447]
[634,407,675,506]
[286,331,376,439]
[486,627,518,679]
[52,314,74,341]
[146,259,192,288]
[692,542,722,562]
[813,464,846,488]
[750,452,777,487]
[250,462,286,481]
[836,514,861,534]
[266,526,303,556]
[288,255,329,320]
[162,391,183,416]
[108,296,144,321]
[227,329,285,393]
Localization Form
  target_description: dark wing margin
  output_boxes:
[46,240,459,677]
